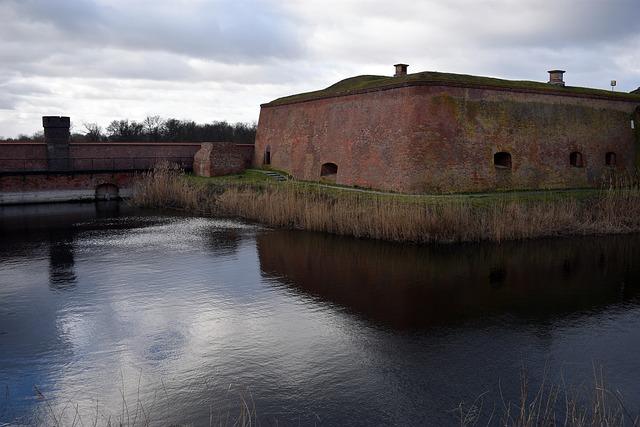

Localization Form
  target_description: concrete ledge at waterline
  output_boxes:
[0,188,132,205]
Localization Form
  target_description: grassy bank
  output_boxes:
[130,164,640,243]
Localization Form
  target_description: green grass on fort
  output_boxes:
[264,72,640,107]
[185,168,601,207]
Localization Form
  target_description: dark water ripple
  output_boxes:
[1,202,640,426]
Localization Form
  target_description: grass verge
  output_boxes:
[130,163,640,243]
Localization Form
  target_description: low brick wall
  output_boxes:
[0,142,201,172]
[0,172,136,204]
[70,142,201,170]
[0,172,134,192]
[193,142,254,177]
[0,140,255,204]
[0,143,48,170]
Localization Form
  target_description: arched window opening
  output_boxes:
[605,152,616,166]
[95,183,119,201]
[570,151,583,168]
[264,145,271,165]
[494,152,512,169]
[320,162,338,183]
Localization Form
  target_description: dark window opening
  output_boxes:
[494,152,512,169]
[95,183,119,201]
[320,162,338,182]
[264,146,271,165]
[570,151,583,168]
[605,152,616,166]
[489,267,506,288]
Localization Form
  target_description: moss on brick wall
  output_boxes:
[256,83,638,193]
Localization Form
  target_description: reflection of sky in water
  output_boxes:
[1,204,640,425]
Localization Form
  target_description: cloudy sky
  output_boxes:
[0,0,639,137]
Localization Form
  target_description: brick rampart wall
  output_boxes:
[194,142,254,177]
[69,142,201,170]
[0,143,48,170]
[255,85,639,193]
[0,172,134,193]
[0,142,201,172]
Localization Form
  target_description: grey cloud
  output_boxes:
[0,99,16,110]
[0,0,639,137]
[0,78,53,110]
[1,81,52,96]
[471,0,640,48]
[6,0,304,61]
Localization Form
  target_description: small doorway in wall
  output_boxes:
[320,162,338,183]
[605,152,616,166]
[494,152,512,169]
[95,183,119,201]
[493,151,512,190]
[570,151,584,168]
[264,145,271,165]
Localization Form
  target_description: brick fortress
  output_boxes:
[255,65,640,193]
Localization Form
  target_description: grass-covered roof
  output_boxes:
[263,71,640,107]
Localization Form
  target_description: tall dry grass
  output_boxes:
[457,367,639,426]
[130,164,640,243]
[6,380,257,427]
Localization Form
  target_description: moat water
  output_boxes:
[1,202,640,425]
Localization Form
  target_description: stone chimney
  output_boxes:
[394,64,408,77]
[547,70,566,86]
[43,116,71,171]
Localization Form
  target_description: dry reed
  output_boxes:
[5,380,257,427]
[457,366,639,426]
[130,163,640,243]
[11,367,637,426]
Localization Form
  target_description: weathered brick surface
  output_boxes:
[69,142,201,170]
[193,142,254,177]
[255,85,640,193]
[0,142,201,172]
[0,172,134,192]
[0,144,48,170]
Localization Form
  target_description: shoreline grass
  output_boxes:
[130,163,640,244]
[457,366,639,426]
[4,367,637,426]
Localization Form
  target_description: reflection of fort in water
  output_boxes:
[48,231,77,291]
[1,202,145,292]
[257,230,640,329]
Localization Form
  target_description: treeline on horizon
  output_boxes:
[1,116,257,144]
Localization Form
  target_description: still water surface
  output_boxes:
[1,202,640,425]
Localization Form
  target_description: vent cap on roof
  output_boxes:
[394,64,408,77]
[548,70,566,86]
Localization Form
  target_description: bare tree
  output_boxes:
[83,123,103,142]
[102,116,256,143]
[106,119,144,141]
[142,115,165,141]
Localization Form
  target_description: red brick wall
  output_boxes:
[0,142,201,172]
[0,172,134,193]
[194,142,254,177]
[0,143,48,170]
[255,85,639,193]
[70,142,200,170]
